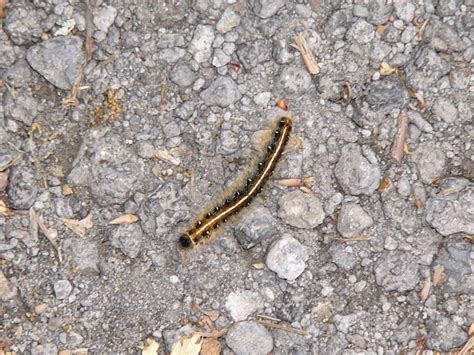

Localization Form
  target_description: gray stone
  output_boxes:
[226,321,273,355]
[251,0,285,19]
[31,343,58,355]
[366,76,408,108]
[374,251,420,292]
[216,8,241,33]
[277,190,325,229]
[347,19,375,44]
[335,144,381,196]
[276,66,312,97]
[54,279,73,300]
[435,0,461,17]
[396,176,411,197]
[383,198,419,234]
[393,0,415,22]
[234,206,277,249]
[63,239,100,274]
[5,60,32,88]
[170,64,195,87]
[3,91,38,126]
[329,244,357,270]
[218,130,239,154]
[253,92,271,107]
[4,3,42,45]
[407,110,433,133]
[156,48,187,63]
[190,24,215,63]
[272,39,293,64]
[334,312,364,333]
[427,20,468,53]
[425,313,467,351]
[26,36,86,90]
[266,236,309,280]
[317,75,341,101]
[0,42,16,69]
[237,40,272,70]
[110,223,143,258]
[7,164,38,209]
[200,76,241,107]
[93,5,118,33]
[367,0,392,25]
[400,25,418,43]
[225,290,263,321]
[407,48,450,90]
[67,134,146,205]
[325,9,352,39]
[425,184,474,236]
[212,48,231,67]
[337,203,373,238]
[432,98,458,124]
[412,141,446,184]
[353,5,369,18]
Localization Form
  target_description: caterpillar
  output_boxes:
[179,116,293,248]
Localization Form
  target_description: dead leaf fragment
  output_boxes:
[290,35,320,74]
[34,303,48,315]
[171,334,202,355]
[419,276,431,303]
[109,214,139,225]
[62,184,74,196]
[380,62,396,76]
[252,262,266,270]
[276,99,288,110]
[62,213,93,238]
[379,176,392,193]
[200,338,221,355]
[203,309,220,322]
[142,338,160,355]
[0,199,11,216]
[432,264,444,286]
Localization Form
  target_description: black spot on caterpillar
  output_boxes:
[179,116,293,248]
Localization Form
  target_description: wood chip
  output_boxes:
[391,112,409,164]
[200,338,221,355]
[432,264,444,287]
[155,149,181,166]
[290,35,320,75]
[109,213,139,225]
[276,99,288,110]
[252,262,266,270]
[379,176,392,194]
[342,82,352,102]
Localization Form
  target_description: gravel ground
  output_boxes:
[1,0,473,354]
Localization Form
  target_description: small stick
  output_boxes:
[257,314,282,322]
[256,320,310,336]
[31,210,62,263]
[290,35,320,75]
[193,328,228,339]
[334,235,370,241]
[391,112,410,164]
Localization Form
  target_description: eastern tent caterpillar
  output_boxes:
[179,116,293,248]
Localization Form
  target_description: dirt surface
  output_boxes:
[0,0,473,354]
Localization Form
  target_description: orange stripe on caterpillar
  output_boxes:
[179,116,293,248]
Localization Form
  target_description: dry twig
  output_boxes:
[256,319,309,336]
[391,112,410,164]
[31,210,62,263]
[290,35,320,75]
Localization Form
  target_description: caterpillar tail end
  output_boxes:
[178,234,194,249]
